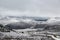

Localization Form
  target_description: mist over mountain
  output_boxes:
[0,0,60,40]
[0,15,60,32]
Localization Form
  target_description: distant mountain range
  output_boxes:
[0,16,60,31]
[0,16,48,25]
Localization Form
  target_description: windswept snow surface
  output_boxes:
[0,31,30,38]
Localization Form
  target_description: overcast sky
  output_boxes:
[0,0,60,17]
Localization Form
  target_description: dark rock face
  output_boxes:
[5,20,60,31]
[5,22,33,29]
[5,22,46,30]
[34,24,46,28]
[0,24,4,28]
[44,24,60,31]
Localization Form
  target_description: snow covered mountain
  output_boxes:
[0,16,48,25]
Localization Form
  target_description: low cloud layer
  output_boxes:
[0,0,60,17]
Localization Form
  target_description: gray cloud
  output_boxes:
[0,0,60,17]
